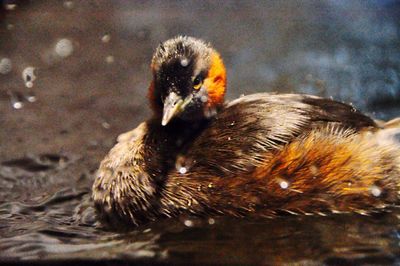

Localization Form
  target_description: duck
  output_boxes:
[92,36,400,227]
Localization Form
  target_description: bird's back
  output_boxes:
[177,93,377,177]
[162,93,400,217]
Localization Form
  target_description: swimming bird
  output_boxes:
[92,36,400,227]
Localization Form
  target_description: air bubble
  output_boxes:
[208,218,215,225]
[55,39,74,58]
[0,58,12,74]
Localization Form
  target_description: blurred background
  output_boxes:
[1,0,400,264]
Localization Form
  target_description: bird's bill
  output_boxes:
[161,92,193,126]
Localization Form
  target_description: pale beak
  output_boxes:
[162,92,184,126]
[161,92,193,126]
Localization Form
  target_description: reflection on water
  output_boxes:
[1,0,400,264]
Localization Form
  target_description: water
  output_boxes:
[1,0,400,264]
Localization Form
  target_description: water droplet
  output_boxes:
[197,185,202,192]
[357,210,368,216]
[279,180,289,189]
[8,91,24,110]
[310,164,319,175]
[230,121,235,126]
[227,137,232,140]
[101,121,111,129]
[205,107,217,118]
[200,95,208,103]
[184,219,193,227]
[55,39,74,58]
[26,91,37,102]
[208,218,215,225]
[180,58,189,67]
[178,167,187,174]
[63,1,74,9]
[26,81,33,88]
[105,55,114,64]
[305,74,313,82]
[101,34,111,43]
[0,58,12,74]
[208,183,214,188]
[175,155,192,175]
[88,140,99,148]
[370,185,382,197]
[12,101,23,109]
[187,198,192,207]
[5,4,17,10]
[22,67,37,88]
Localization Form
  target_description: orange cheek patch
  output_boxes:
[204,52,227,107]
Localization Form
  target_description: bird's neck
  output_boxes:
[158,117,211,150]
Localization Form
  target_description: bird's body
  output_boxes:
[92,36,400,227]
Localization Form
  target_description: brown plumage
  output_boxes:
[92,36,400,227]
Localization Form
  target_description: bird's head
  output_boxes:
[148,36,227,126]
